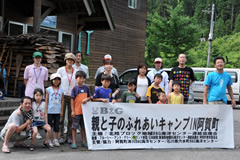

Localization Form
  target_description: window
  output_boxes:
[59,31,73,51]
[119,71,138,85]
[194,71,205,81]
[8,21,26,36]
[128,0,137,9]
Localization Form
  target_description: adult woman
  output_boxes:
[57,53,76,144]
[147,57,169,94]
[135,63,151,103]
[95,59,120,98]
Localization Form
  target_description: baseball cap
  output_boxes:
[50,73,61,80]
[154,57,162,63]
[33,51,43,58]
[104,54,112,60]
[64,53,76,61]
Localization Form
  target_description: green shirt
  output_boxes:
[121,91,141,103]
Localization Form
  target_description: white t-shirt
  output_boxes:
[147,69,169,94]
[32,101,46,122]
[57,66,77,96]
[136,77,148,101]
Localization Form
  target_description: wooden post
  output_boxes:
[33,0,42,33]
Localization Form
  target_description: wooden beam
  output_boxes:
[33,0,42,33]
[77,24,85,33]
[78,17,106,24]
[41,8,54,22]
[42,0,56,8]
[57,11,87,15]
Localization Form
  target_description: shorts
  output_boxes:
[1,127,28,142]
[48,114,60,132]
[33,121,46,127]
[72,115,85,129]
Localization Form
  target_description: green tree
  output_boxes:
[146,3,201,67]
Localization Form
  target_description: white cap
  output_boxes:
[50,73,61,80]
[104,54,112,60]
[154,57,162,63]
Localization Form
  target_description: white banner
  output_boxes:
[82,102,234,150]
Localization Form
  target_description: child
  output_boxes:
[121,78,141,103]
[71,71,91,149]
[167,81,184,104]
[28,88,51,151]
[93,74,116,103]
[156,91,167,104]
[45,73,64,147]
[146,73,165,103]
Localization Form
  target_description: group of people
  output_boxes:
[0,50,236,153]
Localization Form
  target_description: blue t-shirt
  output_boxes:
[46,86,64,114]
[205,71,232,103]
[93,87,113,102]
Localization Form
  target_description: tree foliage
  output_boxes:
[146,2,200,67]
[146,0,240,68]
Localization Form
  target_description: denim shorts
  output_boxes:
[72,115,85,129]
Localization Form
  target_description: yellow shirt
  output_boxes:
[170,92,183,104]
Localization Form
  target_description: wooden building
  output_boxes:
[0,0,147,96]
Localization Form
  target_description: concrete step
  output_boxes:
[0,106,18,116]
[0,97,21,108]
[0,116,9,128]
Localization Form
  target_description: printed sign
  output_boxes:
[82,102,234,150]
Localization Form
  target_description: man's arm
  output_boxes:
[203,85,209,104]
[227,85,236,108]
[15,119,32,133]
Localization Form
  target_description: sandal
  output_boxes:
[29,144,35,151]
[2,146,11,153]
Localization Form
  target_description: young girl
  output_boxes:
[45,73,64,147]
[29,88,51,151]
[167,81,184,104]
[156,91,167,104]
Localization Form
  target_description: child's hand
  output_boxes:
[102,99,108,103]
[135,93,140,98]
[60,112,63,118]
[82,98,88,104]
[112,99,116,104]
[17,105,22,116]
[71,111,75,118]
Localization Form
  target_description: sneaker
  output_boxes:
[76,129,80,134]
[81,142,88,148]
[48,140,54,148]
[53,139,60,147]
[43,142,51,150]
[71,143,77,149]
[36,133,42,139]
[59,138,65,144]
[67,137,72,144]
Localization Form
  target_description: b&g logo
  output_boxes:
[92,107,123,115]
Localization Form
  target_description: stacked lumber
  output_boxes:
[0,33,69,97]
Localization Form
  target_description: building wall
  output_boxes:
[3,0,147,85]
[80,0,147,84]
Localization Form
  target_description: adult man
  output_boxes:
[168,54,195,104]
[24,51,48,98]
[1,97,33,153]
[72,51,89,79]
[94,54,118,79]
[203,56,236,107]
[147,57,169,94]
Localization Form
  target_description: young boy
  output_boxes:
[70,71,91,149]
[93,74,116,103]
[146,73,165,103]
[121,79,141,103]
[167,81,184,104]
[156,91,167,104]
